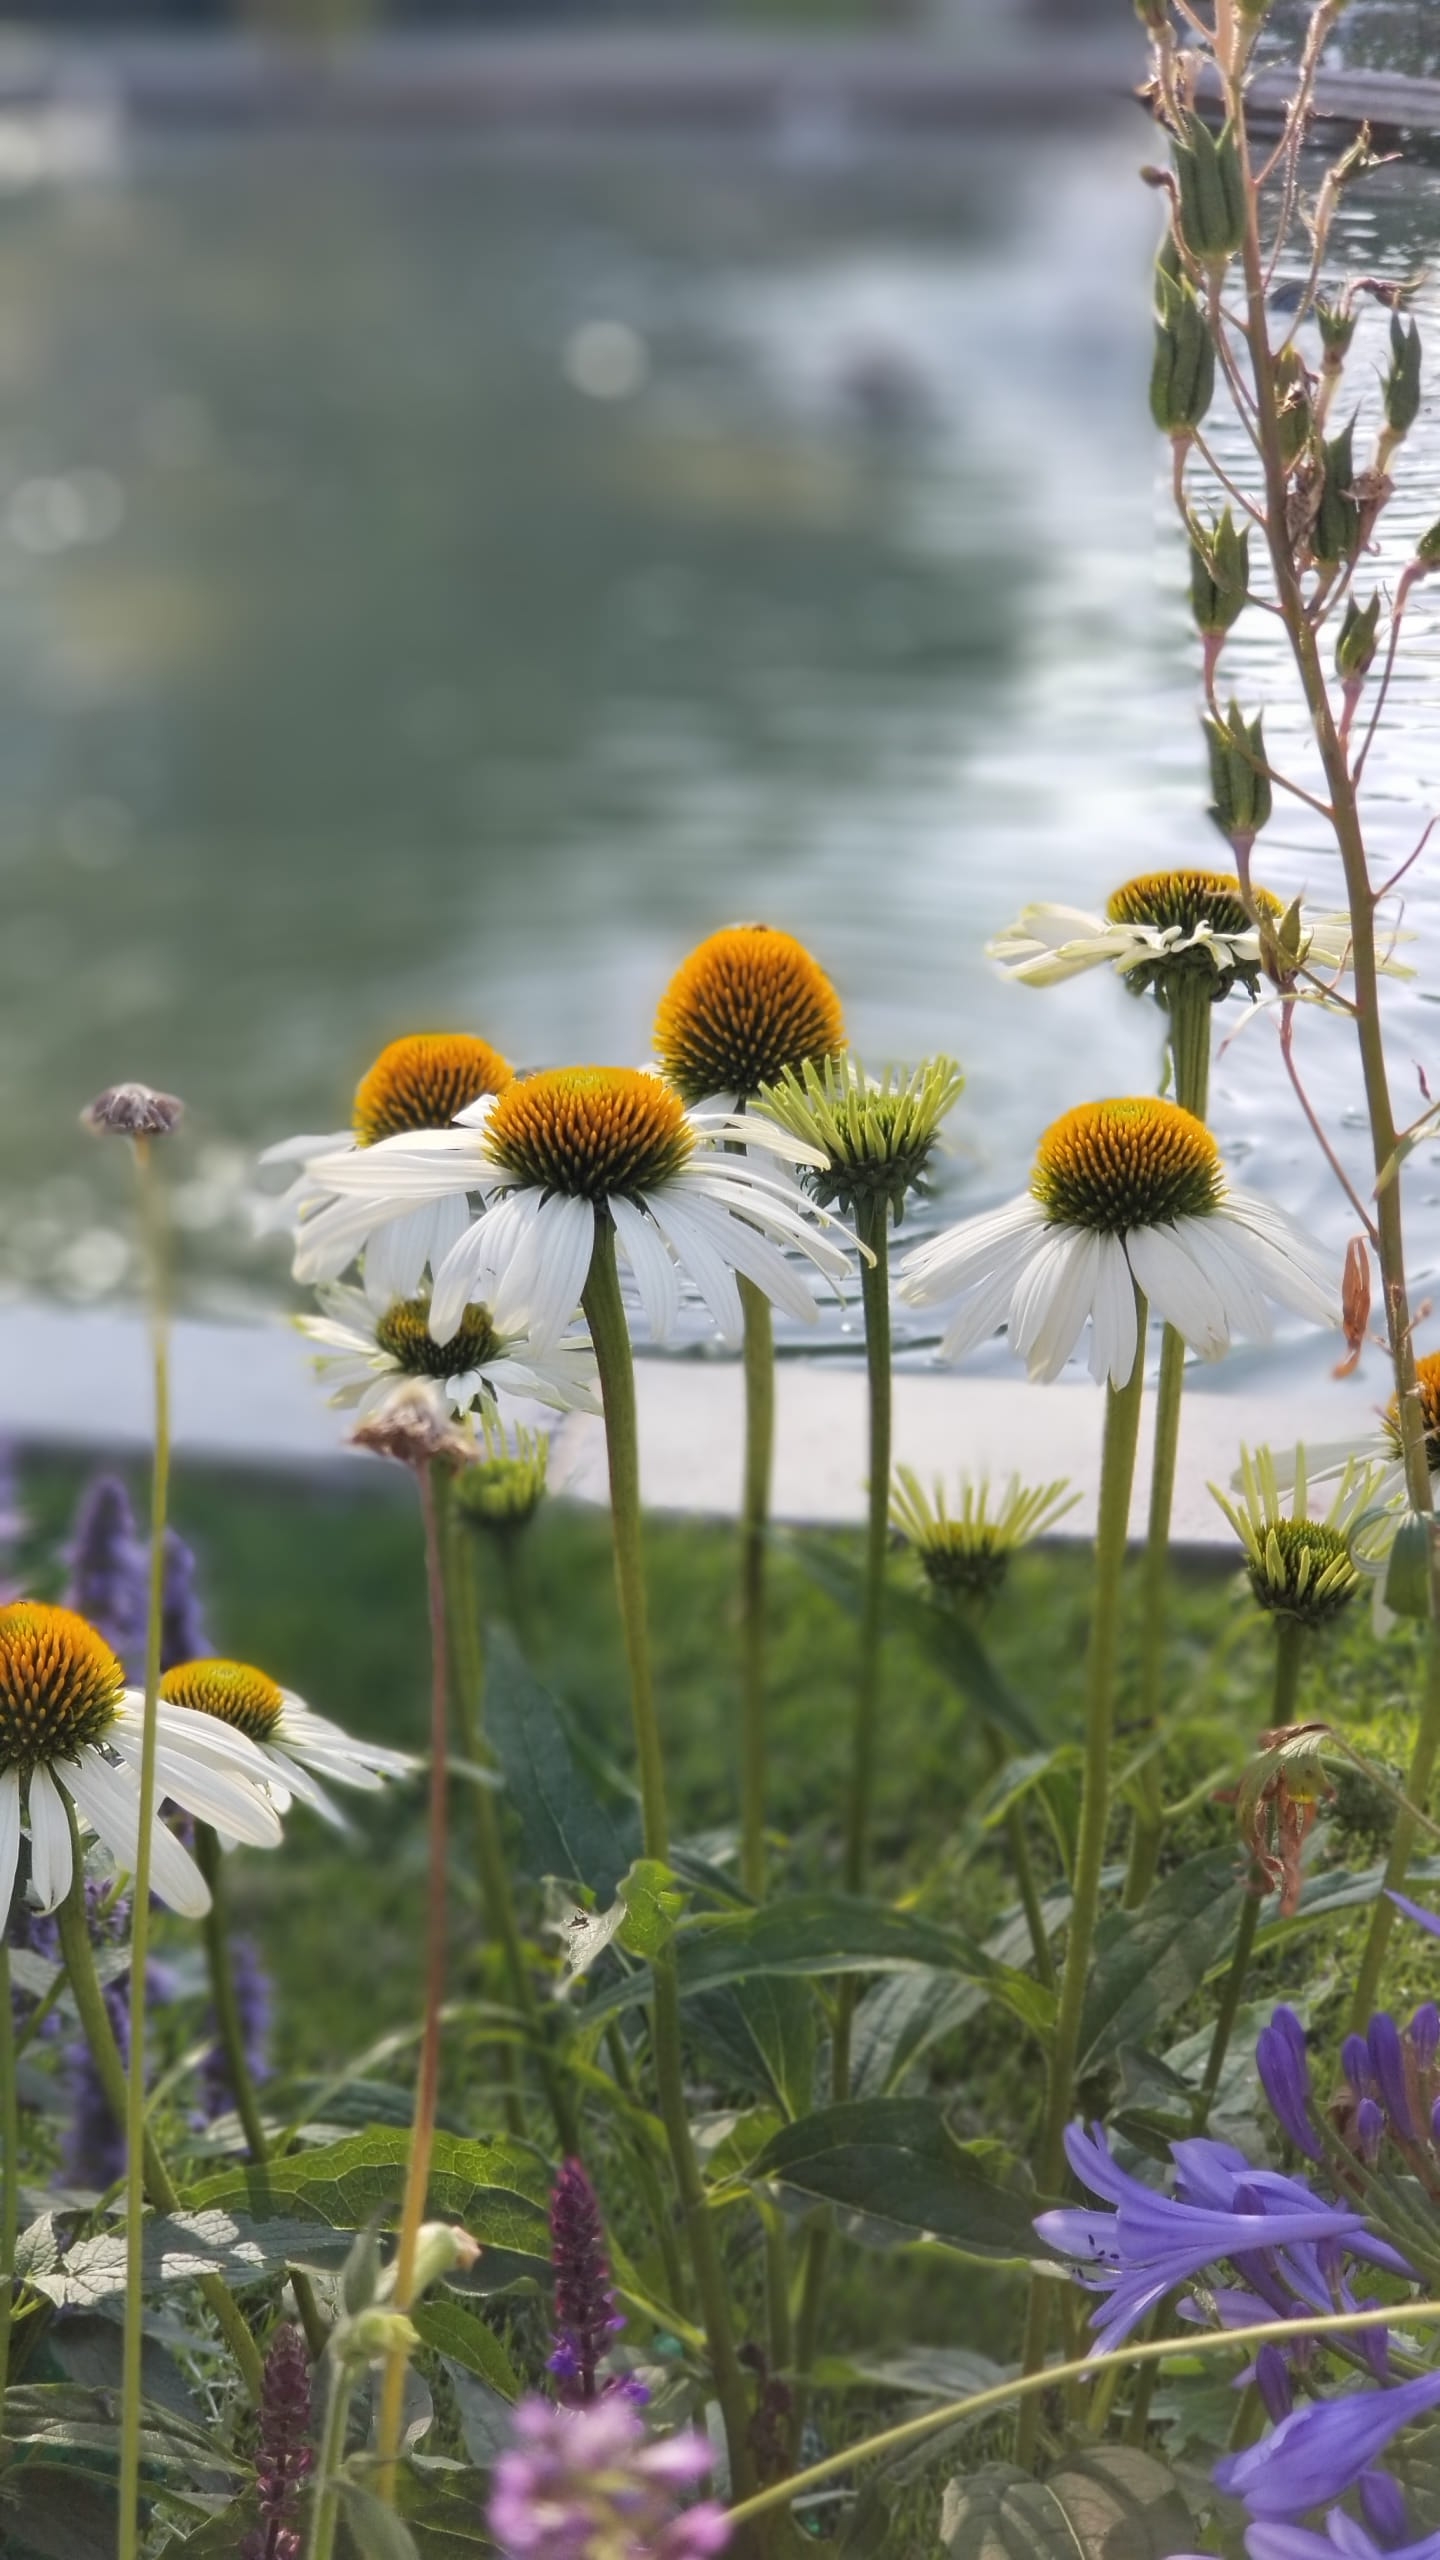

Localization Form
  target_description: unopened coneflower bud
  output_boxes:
[349,1379,472,1473]
[81,1083,184,1140]
[753,1053,962,1225]
[889,1467,1076,1606]
[454,1410,549,1536]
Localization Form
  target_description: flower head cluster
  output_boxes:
[239,2322,314,2560]
[653,924,844,1104]
[488,2397,729,2560]
[988,869,1398,1004]
[547,2157,625,2405]
[1212,1444,1391,1632]
[754,1054,962,1225]
[454,1408,550,1536]
[899,1097,1337,1389]
[298,1282,597,1421]
[888,1467,1077,1603]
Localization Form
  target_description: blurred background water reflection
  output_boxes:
[0,0,1437,1393]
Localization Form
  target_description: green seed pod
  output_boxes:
[1335,592,1382,682]
[1417,518,1440,568]
[1204,699,1272,842]
[1312,416,1361,567]
[1172,113,1248,265]
[1272,345,1313,469]
[1315,299,1356,365]
[1188,506,1250,636]
[1384,312,1422,441]
[1150,241,1215,436]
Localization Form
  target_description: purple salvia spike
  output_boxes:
[158,1524,212,1675]
[547,2157,624,2405]
[240,2322,313,2560]
[61,1472,147,1675]
[1367,2012,1417,2139]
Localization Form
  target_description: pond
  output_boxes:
[2,88,1439,1389]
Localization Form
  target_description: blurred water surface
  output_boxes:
[0,104,1438,1389]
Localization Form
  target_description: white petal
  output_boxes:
[1165,1213,1272,1342]
[26,1762,73,1912]
[610,1195,682,1344]
[259,1129,354,1168]
[429,1207,510,1345]
[934,1230,1045,1364]
[1126,1221,1231,1359]
[267,1748,350,1828]
[64,1750,211,1918]
[1019,1230,1103,1383]
[0,1771,19,1919]
[898,1197,1045,1305]
[150,1742,284,1845]
[506,1191,597,1352]
[1092,1235,1140,1389]
[362,1200,462,1308]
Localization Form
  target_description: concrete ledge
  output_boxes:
[0,1301,1377,1545]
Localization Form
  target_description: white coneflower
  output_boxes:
[291,1067,853,1353]
[261,1031,514,1307]
[1210,1444,1392,1630]
[297,1284,597,1419]
[988,869,1405,998]
[0,1602,281,1918]
[159,1658,417,1830]
[898,1096,1339,1389]
[889,1468,1078,1603]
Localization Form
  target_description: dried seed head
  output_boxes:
[82,1084,184,1140]
[348,1379,473,1471]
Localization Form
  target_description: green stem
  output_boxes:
[739,1276,775,1903]
[604,2021,689,2316]
[0,1944,16,2425]
[445,1510,580,2153]
[119,1134,171,2560]
[376,1458,452,2496]
[831,1196,892,2104]
[763,2210,794,2377]
[1016,1298,1147,2465]
[54,1837,263,2401]
[1350,1632,1440,2029]
[1194,1620,1301,2126]
[304,2351,356,2560]
[1123,974,1212,1911]
[983,1722,1054,1995]
[726,2296,1440,2533]
[582,1218,758,2515]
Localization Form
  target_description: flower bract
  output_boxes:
[752,1053,963,1222]
[1210,1444,1390,1629]
[889,1467,1077,1602]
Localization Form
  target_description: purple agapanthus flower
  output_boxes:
[1257,2008,1321,2160]
[1034,2123,1383,2358]
[1215,2367,1440,2520]
[488,2397,730,2559]
[548,2158,625,2406]
[1245,2525,1440,2560]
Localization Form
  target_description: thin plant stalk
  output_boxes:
[739,1275,775,1902]
[832,1193,892,2101]
[581,1219,758,2514]
[374,1458,451,2497]
[0,1944,16,2421]
[444,1506,579,2154]
[54,1826,263,2401]
[1015,1296,1148,2463]
[118,1133,172,2560]
[1193,1611,1304,2126]
[193,1824,327,2361]
[304,2351,357,2560]
[1124,973,1213,1907]
[1351,1632,1440,2028]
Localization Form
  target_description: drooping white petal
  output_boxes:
[362,1194,472,1309]
[0,1771,19,1918]
[503,1190,597,1352]
[305,1127,491,1199]
[1091,1235,1140,1389]
[1020,1229,1105,1383]
[1164,1212,1273,1343]
[1126,1221,1231,1360]
[610,1195,682,1344]
[934,1228,1049,1364]
[27,1762,74,1913]
[676,1165,853,1281]
[1219,1192,1341,1327]
[265,1747,348,1829]
[259,1129,354,1169]
[64,1749,210,1918]
[427,1199,518,1345]
[898,1196,1047,1305]
[277,1698,417,1780]
[640,1192,745,1341]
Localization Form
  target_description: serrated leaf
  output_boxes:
[411,2298,521,2400]
[939,2447,1195,2558]
[750,2101,1043,2260]
[483,1625,633,1900]
[1079,1851,1245,2071]
[579,1894,996,2022]
[14,2212,61,2281]
[186,2129,552,2263]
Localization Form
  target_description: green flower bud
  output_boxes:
[1417,518,1440,568]
[1150,239,1215,437]
[1335,592,1382,682]
[1312,416,1361,568]
[1315,299,1356,365]
[1188,506,1249,636]
[342,2222,382,2317]
[1172,113,1247,265]
[339,2308,420,2369]
[1204,699,1272,842]
[1272,345,1313,470]
[1384,312,1422,442]
[406,2221,480,2302]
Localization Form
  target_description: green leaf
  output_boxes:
[483,1625,633,1899]
[580,1893,997,2021]
[441,2358,517,2465]
[939,2447,1196,2558]
[32,2313,199,2419]
[28,2211,356,2308]
[0,2383,237,2479]
[393,2465,497,2555]
[0,2467,120,2560]
[689,1976,817,2118]
[1079,1851,1245,2072]
[785,1533,1043,1751]
[552,1859,688,1995]
[341,2482,421,2560]
[411,2298,522,2400]
[186,2129,552,2264]
[750,2100,1044,2260]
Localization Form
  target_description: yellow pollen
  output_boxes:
[486,1068,694,1202]
[1385,1351,1440,1474]
[353,1033,512,1146]
[376,1297,502,1378]
[160,1658,286,1743]
[0,1602,125,1772]
[1031,1097,1223,1233]
[653,925,845,1104]
[1105,869,1282,939]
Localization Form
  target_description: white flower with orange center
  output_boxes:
[988,868,1405,999]
[292,1066,853,1353]
[0,1602,282,1918]
[898,1096,1339,1388]
[159,1658,416,1829]
[297,1285,597,1419]
[262,1031,513,1306]
[1264,1351,1440,1520]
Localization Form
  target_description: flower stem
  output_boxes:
[1195,1886,1262,2130]
[1124,975,1213,1909]
[831,1195,893,2103]
[1349,1631,1440,2030]
[118,1133,171,2560]
[304,2350,355,2560]
[1015,1299,1147,2465]
[375,1457,451,2497]
[739,1276,775,1903]
[194,1825,327,2360]
[54,1828,263,2401]
[581,1218,758,2515]
[0,1943,17,2422]
[444,1504,579,2154]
